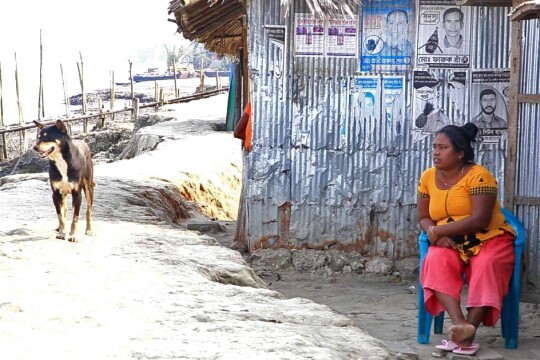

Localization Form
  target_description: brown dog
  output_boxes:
[33,120,95,242]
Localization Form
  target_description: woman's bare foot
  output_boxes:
[449,323,476,346]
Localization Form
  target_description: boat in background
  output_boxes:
[203,69,231,78]
[132,68,181,83]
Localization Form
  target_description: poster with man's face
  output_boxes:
[383,77,405,138]
[416,0,471,68]
[351,76,381,125]
[360,0,414,72]
[470,70,510,142]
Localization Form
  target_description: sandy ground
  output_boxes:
[209,221,540,360]
[2,81,539,360]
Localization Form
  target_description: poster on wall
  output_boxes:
[294,14,325,56]
[326,16,359,57]
[264,25,288,101]
[412,70,451,138]
[470,69,510,143]
[383,76,405,138]
[444,70,468,125]
[351,76,381,126]
[360,0,414,72]
[294,14,358,58]
[416,0,471,68]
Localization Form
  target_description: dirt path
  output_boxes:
[211,221,540,360]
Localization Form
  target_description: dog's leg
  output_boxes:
[53,191,67,239]
[83,179,94,236]
[68,189,83,242]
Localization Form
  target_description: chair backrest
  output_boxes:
[501,208,526,248]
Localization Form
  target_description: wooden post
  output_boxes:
[132,97,139,121]
[200,57,205,92]
[242,14,250,107]
[77,52,88,132]
[234,8,251,250]
[0,61,7,160]
[98,98,105,129]
[173,60,178,96]
[77,52,87,116]
[110,70,116,121]
[14,53,27,154]
[38,29,45,120]
[60,63,70,117]
[129,60,134,100]
[504,19,522,211]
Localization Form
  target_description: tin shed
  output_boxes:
[168,0,540,302]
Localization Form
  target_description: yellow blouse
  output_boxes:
[417,164,515,263]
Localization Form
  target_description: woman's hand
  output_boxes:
[427,225,439,244]
[434,235,456,249]
[428,226,456,248]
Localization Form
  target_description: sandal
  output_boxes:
[453,343,480,356]
[435,339,458,351]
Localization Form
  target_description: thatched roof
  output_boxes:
[168,0,244,59]
[168,0,361,59]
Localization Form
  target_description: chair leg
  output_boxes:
[418,283,433,344]
[501,278,520,349]
[434,312,444,334]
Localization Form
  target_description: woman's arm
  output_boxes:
[432,194,496,238]
[417,196,435,233]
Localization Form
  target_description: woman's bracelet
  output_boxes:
[429,225,437,237]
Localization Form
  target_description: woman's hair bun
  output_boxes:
[461,122,478,142]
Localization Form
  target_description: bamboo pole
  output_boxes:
[129,60,134,99]
[504,19,522,210]
[38,29,45,120]
[77,52,88,132]
[60,63,70,117]
[154,80,159,107]
[132,97,139,122]
[110,70,116,121]
[173,60,178,96]
[0,61,6,160]
[215,72,221,89]
[14,53,27,154]
[98,97,105,129]
[200,57,205,92]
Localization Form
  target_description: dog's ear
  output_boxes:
[55,120,68,134]
[34,121,44,130]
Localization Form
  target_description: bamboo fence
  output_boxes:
[0,88,227,161]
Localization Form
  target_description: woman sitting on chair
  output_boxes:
[417,123,515,356]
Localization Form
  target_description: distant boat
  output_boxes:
[132,68,182,83]
[203,69,231,78]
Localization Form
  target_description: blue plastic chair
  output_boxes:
[417,208,525,349]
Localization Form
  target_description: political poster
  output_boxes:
[470,69,510,143]
[360,0,414,72]
[416,0,471,68]
[412,70,451,139]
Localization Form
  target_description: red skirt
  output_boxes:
[421,232,515,326]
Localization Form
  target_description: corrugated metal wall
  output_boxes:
[246,0,512,259]
[516,18,540,300]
